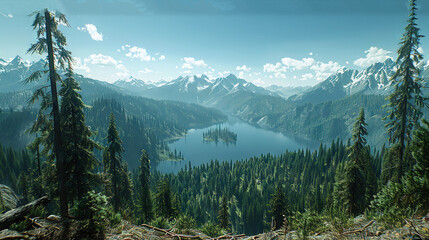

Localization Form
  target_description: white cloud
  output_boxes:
[84,53,130,78]
[417,47,424,54]
[309,52,313,56]
[281,57,315,70]
[354,46,392,68]
[182,57,208,69]
[139,68,153,74]
[263,62,285,73]
[300,73,314,81]
[236,65,251,72]
[78,24,103,41]
[274,72,286,79]
[159,55,166,61]
[310,61,342,73]
[84,54,118,66]
[125,46,152,61]
[72,57,90,73]
[0,11,13,18]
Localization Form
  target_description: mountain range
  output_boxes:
[1,55,428,148]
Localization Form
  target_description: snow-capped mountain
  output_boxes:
[0,56,46,92]
[141,74,276,106]
[288,58,422,103]
[113,76,156,94]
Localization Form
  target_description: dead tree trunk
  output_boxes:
[0,196,49,230]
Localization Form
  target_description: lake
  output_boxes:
[155,117,320,173]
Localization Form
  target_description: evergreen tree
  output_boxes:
[338,108,368,215]
[218,195,229,230]
[59,67,99,201]
[105,113,124,212]
[138,150,153,222]
[27,9,73,217]
[384,0,427,182]
[269,184,288,230]
[155,178,173,219]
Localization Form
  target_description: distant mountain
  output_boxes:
[113,76,156,95]
[135,74,278,106]
[289,59,398,103]
[0,56,46,93]
[266,85,310,99]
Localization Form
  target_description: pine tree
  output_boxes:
[218,195,229,230]
[59,67,99,201]
[384,0,427,182]
[105,113,124,212]
[138,150,153,222]
[27,9,73,218]
[269,184,288,230]
[155,178,173,219]
[340,108,368,215]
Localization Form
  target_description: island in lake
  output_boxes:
[203,126,237,144]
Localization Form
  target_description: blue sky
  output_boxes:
[1,0,428,87]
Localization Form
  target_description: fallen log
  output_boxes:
[342,220,374,235]
[0,196,50,231]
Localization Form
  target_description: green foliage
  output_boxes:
[324,207,353,234]
[269,184,288,230]
[176,215,197,234]
[218,195,229,230]
[373,119,429,213]
[109,211,122,227]
[60,68,100,202]
[9,205,46,231]
[74,191,108,236]
[155,178,175,219]
[375,206,411,229]
[150,216,171,229]
[291,210,326,240]
[199,221,223,238]
[203,126,237,144]
[383,0,427,182]
[138,149,153,223]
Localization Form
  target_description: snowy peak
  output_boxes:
[289,58,410,103]
[9,55,25,67]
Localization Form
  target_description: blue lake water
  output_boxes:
[155,117,320,174]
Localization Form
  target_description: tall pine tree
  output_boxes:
[138,150,153,222]
[384,0,427,182]
[269,184,288,230]
[218,195,229,230]
[59,67,99,201]
[105,113,124,212]
[27,9,73,217]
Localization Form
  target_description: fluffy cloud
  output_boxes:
[125,46,152,61]
[84,54,118,66]
[236,65,251,72]
[263,62,285,73]
[300,73,314,81]
[264,56,342,82]
[139,68,153,74]
[354,47,392,68]
[159,55,166,61]
[78,24,103,41]
[84,54,129,77]
[182,57,208,69]
[281,57,315,70]
[274,72,286,79]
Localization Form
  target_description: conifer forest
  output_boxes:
[0,0,428,239]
